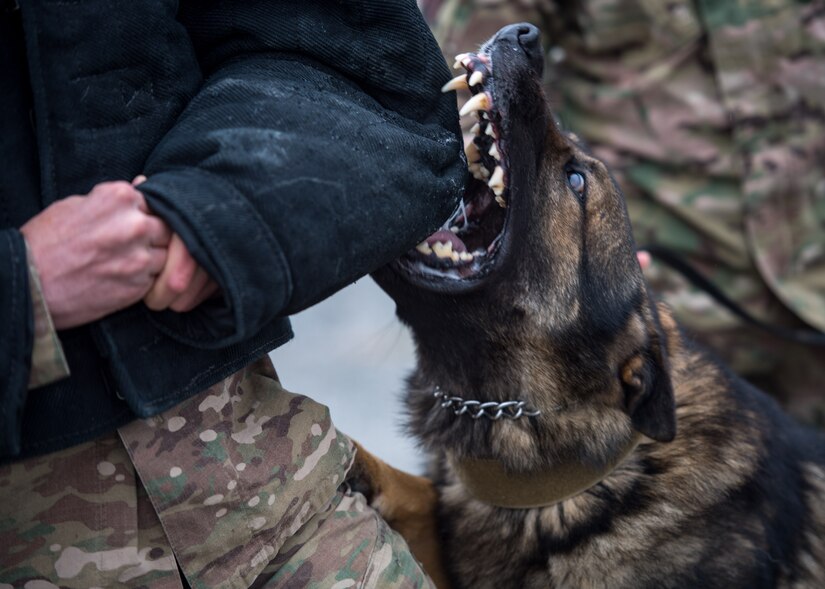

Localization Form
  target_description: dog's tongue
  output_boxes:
[425,229,468,253]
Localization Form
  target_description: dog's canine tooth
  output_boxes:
[469,71,483,87]
[495,195,507,208]
[442,75,469,93]
[486,124,495,137]
[459,93,490,116]
[470,122,481,135]
[489,165,505,194]
[415,242,432,255]
[489,143,500,160]
[465,141,480,162]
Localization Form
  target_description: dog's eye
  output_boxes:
[567,171,585,194]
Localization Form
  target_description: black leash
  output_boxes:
[640,244,825,347]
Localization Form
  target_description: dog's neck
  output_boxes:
[448,431,642,509]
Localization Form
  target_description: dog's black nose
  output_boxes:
[496,23,543,75]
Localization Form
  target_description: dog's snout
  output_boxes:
[496,23,543,76]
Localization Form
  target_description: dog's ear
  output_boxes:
[620,311,676,442]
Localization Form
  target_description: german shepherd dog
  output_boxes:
[355,23,825,589]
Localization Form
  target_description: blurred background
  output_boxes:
[269,277,426,474]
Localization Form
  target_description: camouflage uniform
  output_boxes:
[24,244,69,390]
[1,268,432,587]
[427,0,825,423]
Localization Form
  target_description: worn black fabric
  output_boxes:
[0,230,32,457]
[0,5,39,457]
[0,0,465,461]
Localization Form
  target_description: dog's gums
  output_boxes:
[400,51,509,281]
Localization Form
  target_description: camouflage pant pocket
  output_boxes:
[250,486,434,589]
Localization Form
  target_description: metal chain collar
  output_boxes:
[433,386,541,420]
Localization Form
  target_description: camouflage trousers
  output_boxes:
[0,358,432,589]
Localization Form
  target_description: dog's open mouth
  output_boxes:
[397,51,510,284]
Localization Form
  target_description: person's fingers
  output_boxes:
[144,277,173,312]
[165,237,198,293]
[134,189,150,214]
[147,247,168,277]
[637,250,651,271]
[144,235,195,310]
[143,215,173,248]
[169,266,211,312]
[131,177,149,213]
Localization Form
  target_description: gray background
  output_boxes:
[269,278,426,474]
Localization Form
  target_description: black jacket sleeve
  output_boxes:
[0,229,34,457]
[137,0,466,348]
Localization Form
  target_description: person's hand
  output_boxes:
[20,181,172,330]
[136,173,219,313]
[143,233,220,312]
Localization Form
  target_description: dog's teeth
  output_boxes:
[465,141,479,162]
[489,165,504,186]
[450,226,460,233]
[469,162,490,180]
[486,124,495,137]
[495,195,507,208]
[469,71,483,87]
[416,242,432,255]
[451,251,461,262]
[432,241,454,259]
[470,122,481,135]
[459,92,490,116]
[468,162,487,181]
[489,165,505,195]
[441,75,469,93]
[460,252,474,262]
[453,53,470,70]
[489,143,500,160]
[479,112,488,120]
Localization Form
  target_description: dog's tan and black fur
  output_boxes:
[360,23,825,589]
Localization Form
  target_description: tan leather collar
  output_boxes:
[450,432,642,509]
